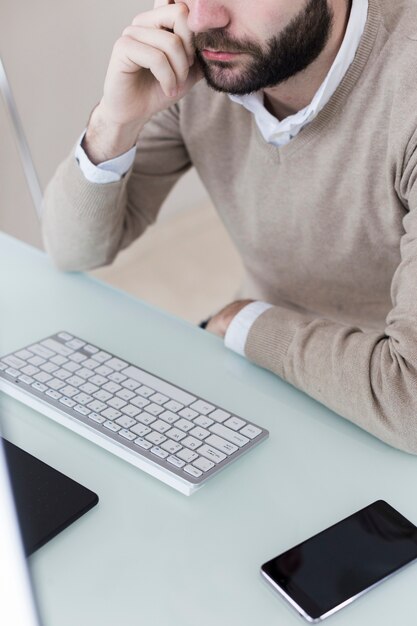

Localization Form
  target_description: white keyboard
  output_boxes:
[0,332,269,495]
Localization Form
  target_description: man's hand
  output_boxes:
[83,0,203,163]
[205,300,255,338]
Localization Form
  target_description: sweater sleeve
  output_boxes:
[41,104,191,271]
[244,134,417,455]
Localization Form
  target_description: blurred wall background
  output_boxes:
[0,0,211,248]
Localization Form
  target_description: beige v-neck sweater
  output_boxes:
[42,0,417,453]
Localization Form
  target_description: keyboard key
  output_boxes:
[106,358,128,371]
[93,389,112,402]
[41,338,73,356]
[61,385,78,398]
[181,436,202,451]
[175,418,194,433]
[137,385,154,398]
[209,423,249,448]
[59,397,76,408]
[209,408,230,423]
[189,426,210,440]
[152,420,171,434]
[224,416,246,431]
[80,382,99,395]
[101,408,122,420]
[78,368,94,380]
[62,361,80,373]
[34,372,52,383]
[74,392,93,405]
[83,358,99,370]
[95,365,113,377]
[29,344,54,359]
[89,374,107,386]
[149,392,169,405]
[108,372,127,384]
[121,404,141,418]
[28,356,46,367]
[122,366,195,406]
[0,362,8,371]
[54,368,71,380]
[40,362,59,374]
[146,432,166,446]
[121,378,139,391]
[190,400,215,415]
[130,423,151,437]
[146,403,164,416]
[58,332,73,341]
[178,407,198,420]
[205,434,237,456]
[150,446,168,459]
[131,396,149,409]
[107,397,126,410]
[116,388,135,401]
[84,344,99,354]
[66,375,84,387]
[137,412,155,426]
[18,374,34,385]
[66,339,85,350]
[118,429,136,441]
[115,415,136,429]
[74,404,90,416]
[47,378,66,390]
[92,351,112,363]
[161,440,182,455]
[193,457,215,472]
[166,428,187,443]
[197,444,226,464]
[87,400,107,413]
[3,355,26,369]
[164,400,183,413]
[194,415,214,429]
[15,349,33,360]
[5,368,20,379]
[183,465,202,478]
[32,382,47,392]
[69,352,87,363]
[134,437,152,450]
[103,420,121,433]
[159,410,178,425]
[240,424,262,439]
[167,455,185,468]
[21,365,39,376]
[88,412,105,424]
[176,448,198,463]
[50,354,67,366]
[46,389,61,400]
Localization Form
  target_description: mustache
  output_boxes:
[192,30,262,56]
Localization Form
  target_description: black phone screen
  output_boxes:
[261,500,417,621]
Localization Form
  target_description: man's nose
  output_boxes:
[184,0,230,33]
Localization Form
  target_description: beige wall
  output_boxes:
[0,0,210,248]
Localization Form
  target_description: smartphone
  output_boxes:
[260,500,417,623]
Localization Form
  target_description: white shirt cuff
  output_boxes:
[74,129,136,184]
[224,301,273,356]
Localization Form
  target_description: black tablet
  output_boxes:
[3,439,99,555]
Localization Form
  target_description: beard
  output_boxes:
[193,0,335,95]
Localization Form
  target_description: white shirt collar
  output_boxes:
[228,0,369,146]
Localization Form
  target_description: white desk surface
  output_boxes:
[1,231,417,626]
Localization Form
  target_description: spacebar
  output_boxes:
[121,366,196,406]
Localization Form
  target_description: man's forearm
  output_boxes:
[82,103,146,165]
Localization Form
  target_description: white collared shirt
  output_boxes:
[74,0,368,355]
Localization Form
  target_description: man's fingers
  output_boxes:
[132,3,195,64]
[114,36,178,97]
[122,25,191,85]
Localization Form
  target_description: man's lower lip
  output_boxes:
[202,50,242,61]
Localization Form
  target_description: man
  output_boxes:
[42,0,417,454]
